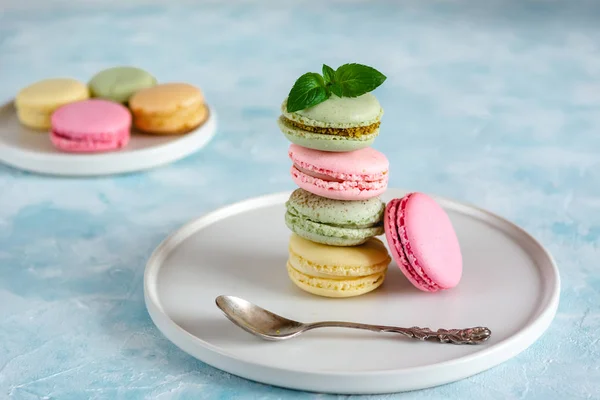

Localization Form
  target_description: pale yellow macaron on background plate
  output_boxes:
[128,83,208,135]
[286,233,391,298]
[15,78,90,130]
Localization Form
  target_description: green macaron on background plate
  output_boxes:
[88,66,157,104]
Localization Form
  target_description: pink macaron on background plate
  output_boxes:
[50,99,131,153]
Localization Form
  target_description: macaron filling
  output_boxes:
[279,118,378,152]
[278,118,378,143]
[50,131,129,152]
[51,130,125,143]
[291,165,387,195]
[286,193,384,229]
[286,206,383,230]
[285,208,384,246]
[281,117,380,138]
[293,165,344,182]
[286,263,386,293]
[291,164,388,191]
[51,127,129,148]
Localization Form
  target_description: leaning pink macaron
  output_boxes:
[50,99,131,153]
[288,144,389,201]
[384,192,462,292]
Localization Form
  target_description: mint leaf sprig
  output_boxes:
[286,63,386,113]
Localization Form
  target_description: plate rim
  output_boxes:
[143,189,560,392]
[0,99,217,176]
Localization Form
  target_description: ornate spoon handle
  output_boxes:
[305,322,491,345]
[378,326,492,345]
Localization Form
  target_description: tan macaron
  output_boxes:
[128,83,208,135]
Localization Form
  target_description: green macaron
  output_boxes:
[278,93,383,152]
[88,66,157,104]
[285,188,385,246]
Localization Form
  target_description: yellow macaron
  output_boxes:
[15,78,90,130]
[287,233,391,298]
[128,83,208,135]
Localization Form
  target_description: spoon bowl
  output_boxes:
[216,295,305,340]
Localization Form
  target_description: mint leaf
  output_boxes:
[285,63,386,111]
[322,64,335,85]
[333,63,386,97]
[329,83,343,97]
[286,72,330,112]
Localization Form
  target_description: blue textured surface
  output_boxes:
[1,1,599,398]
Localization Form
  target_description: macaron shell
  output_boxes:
[289,144,389,178]
[400,193,462,289]
[289,233,391,272]
[278,117,377,152]
[286,188,385,227]
[281,93,382,128]
[51,99,132,136]
[16,78,90,110]
[129,83,204,115]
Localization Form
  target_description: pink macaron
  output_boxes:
[50,99,131,153]
[384,192,462,292]
[288,144,389,201]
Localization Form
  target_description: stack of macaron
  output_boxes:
[280,63,464,297]
[14,66,209,153]
[280,63,393,298]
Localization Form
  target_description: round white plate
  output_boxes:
[144,190,560,394]
[0,100,217,176]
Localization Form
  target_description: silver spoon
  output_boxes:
[215,295,491,345]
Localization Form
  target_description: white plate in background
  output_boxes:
[0,100,217,176]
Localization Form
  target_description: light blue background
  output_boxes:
[1,1,599,398]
